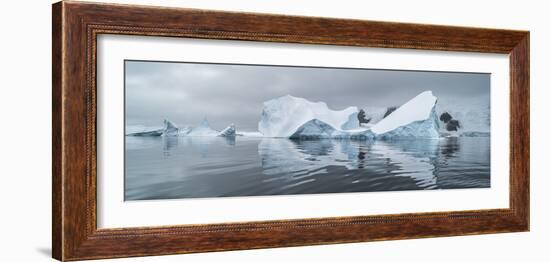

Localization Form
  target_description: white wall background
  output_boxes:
[0,0,546,261]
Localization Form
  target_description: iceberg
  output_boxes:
[290,119,375,140]
[128,91,445,140]
[127,119,189,137]
[127,119,240,138]
[436,97,490,136]
[162,119,181,137]
[258,95,359,138]
[127,129,164,137]
[187,118,219,137]
[371,91,440,138]
[260,92,440,139]
[218,124,236,137]
[290,119,338,139]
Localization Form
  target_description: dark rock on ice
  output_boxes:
[446,119,460,131]
[439,112,453,123]
[383,106,397,118]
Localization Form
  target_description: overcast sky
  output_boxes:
[125,60,490,131]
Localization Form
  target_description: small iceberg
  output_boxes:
[218,124,236,137]
[236,131,264,137]
[127,119,189,137]
[187,118,219,137]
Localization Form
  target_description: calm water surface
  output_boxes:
[125,136,490,200]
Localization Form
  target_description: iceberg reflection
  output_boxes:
[125,136,489,200]
[258,138,441,189]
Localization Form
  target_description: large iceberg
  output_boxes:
[371,91,439,138]
[258,95,360,138]
[259,92,439,139]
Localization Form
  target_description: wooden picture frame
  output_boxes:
[52,1,529,261]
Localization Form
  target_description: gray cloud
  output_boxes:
[125,60,490,131]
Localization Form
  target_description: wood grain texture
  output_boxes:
[509,35,530,226]
[52,2,63,260]
[52,1,530,261]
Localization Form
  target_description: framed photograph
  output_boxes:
[52,1,529,261]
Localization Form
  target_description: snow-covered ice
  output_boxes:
[436,96,490,136]
[359,106,390,126]
[371,91,440,138]
[258,95,359,138]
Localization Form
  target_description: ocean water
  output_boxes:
[124,136,490,200]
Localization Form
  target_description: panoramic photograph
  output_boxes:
[124,60,491,201]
